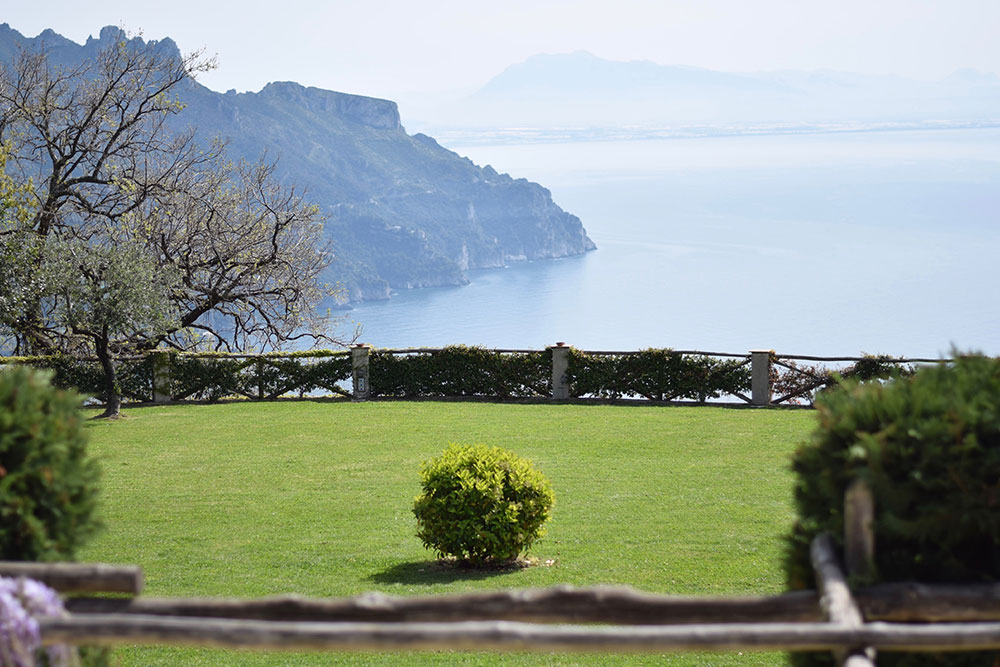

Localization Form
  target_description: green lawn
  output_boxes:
[78,400,816,665]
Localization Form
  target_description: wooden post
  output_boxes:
[750,350,771,406]
[842,479,877,666]
[351,345,370,401]
[151,352,171,404]
[811,533,876,667]
[549,343,570,400]
[845,479,875,582]
[810,533,875,667]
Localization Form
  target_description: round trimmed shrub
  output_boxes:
[413,444,554,566]
[0,366,101,561]
[785,354,1000,666]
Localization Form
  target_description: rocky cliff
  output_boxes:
[0,25,596,302]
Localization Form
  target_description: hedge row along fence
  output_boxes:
[0,350,353,404]
[0,346,942,407]
[369,347,550,398]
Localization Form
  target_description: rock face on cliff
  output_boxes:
[0,25,596,302]
[176,82,596,300]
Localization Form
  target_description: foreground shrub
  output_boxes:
[413,444,554,566]
[785,355,1000,666]
[0,367,101,561]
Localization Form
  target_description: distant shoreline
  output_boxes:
[423,119,1000,147]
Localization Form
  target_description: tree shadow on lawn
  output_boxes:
[368,559,526,586]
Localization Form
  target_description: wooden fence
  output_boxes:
[4,482,1000,664]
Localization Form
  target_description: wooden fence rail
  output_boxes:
[17,562,1000,661]
[0,561,143,594]
[37,616,1000,654]
[58,585,1000,624]
[7,480,1000,664]
[63,588,824,624]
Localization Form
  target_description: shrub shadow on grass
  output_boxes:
[368,560,525,586]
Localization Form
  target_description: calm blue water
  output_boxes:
[342,128,1000,358]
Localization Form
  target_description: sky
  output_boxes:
[2,0,999,101]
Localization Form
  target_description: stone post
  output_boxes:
[549,342,570,400]
[256,358,265,400]
[750,349,772,406]
[151,352,171,404]
[351,344,371,401]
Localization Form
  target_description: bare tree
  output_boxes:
[0,29,215,353]
[0,30,352,417]
[0,30,215,223]
[133,152,342,352]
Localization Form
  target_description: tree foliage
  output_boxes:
[39,237,180,415]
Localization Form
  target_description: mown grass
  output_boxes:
[78,400,817,666]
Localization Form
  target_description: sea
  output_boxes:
[342,126,1000,358]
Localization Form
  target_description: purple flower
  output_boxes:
[0,577,72,666]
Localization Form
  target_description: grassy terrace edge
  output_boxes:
[78,400,816,665]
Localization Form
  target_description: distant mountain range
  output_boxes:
[408,51,1000,131]
[0,26,596,302]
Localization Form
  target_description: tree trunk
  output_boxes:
[95,330,121,419]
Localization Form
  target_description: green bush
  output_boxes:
[413,444,555,566]
[252,356,352,399]
[0,366,101,560]
[6,354,155,404]
[370,346,550,398]
[566,348,750,401]
[785,355,1000,667]
[170,355,248,402]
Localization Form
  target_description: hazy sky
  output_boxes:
[3,0,998,100]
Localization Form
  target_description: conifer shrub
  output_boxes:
[0,366,101,561]
[413,444,554,566]
[785,354,1000,666]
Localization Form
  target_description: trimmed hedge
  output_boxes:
[2,352,352,403]
[169,353,353,401]
[566,348,751,401]
[785,355,1000,667]
[6,347,920,405]
[369,346,550,398]
[7,355,156,404]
